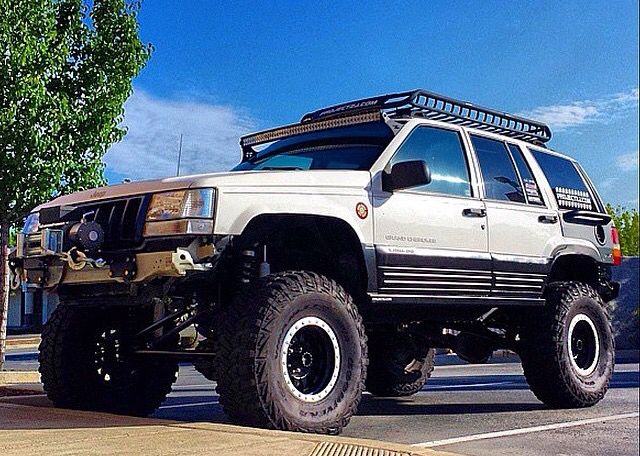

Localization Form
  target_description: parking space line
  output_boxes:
[411,412,640,448]
[159,400,218,410]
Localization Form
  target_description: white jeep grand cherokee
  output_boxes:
[13,90,621,434]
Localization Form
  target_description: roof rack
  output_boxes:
[301,89,552,145]
[239,89,552,162]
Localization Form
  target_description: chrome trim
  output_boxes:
[492,253,551,265]
[382,271,491,279]
[379,287,490,293]
[494,270,547,277]
[369,293,543,301]
[380,265,491,275]
[496,276,544,283]
[377,245,492,260]
[384,280,491,287]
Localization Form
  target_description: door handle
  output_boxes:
[538,215,558,224]
[463,208,486,217]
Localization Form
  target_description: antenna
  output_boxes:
[176,134,183,177]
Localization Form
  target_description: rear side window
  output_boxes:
[471,135,525,203]
[507,144,544,206]
[530,149,595,211]
[390,126,471,197]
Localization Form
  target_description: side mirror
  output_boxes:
[382,160,432,192]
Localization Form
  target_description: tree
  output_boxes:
[606,204,640,256]
[0,0,150,370]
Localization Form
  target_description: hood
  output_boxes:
[35,170,372,210]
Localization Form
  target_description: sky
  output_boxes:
[104,0,639,208]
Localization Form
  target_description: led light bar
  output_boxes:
[240,111,382,162]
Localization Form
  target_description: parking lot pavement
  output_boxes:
[149,360,639,456]
[4,350,639,456]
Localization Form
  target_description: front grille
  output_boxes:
[40,195,149,251]
[86,196,148,250]
[91,196,147,249]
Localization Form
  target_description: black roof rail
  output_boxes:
[301,89,552,145]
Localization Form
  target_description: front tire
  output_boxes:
[519,281,614,408]
[214,271,368,434]
[39,304,179,416]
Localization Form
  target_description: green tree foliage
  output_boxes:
[606,204,640,256]
[0,0,150,369]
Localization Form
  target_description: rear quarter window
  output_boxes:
[529,149,595,211]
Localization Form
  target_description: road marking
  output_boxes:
[0,394,47,401]
[411,412,640,448]
[427,381,514,390]
[159,400,218,410]
[171,384,215,390]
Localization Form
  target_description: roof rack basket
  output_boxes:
[301,89,552,145]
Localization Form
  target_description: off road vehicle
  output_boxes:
[12,89,621,434]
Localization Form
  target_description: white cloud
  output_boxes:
[518,88,639,131]
[599,177,619,190]
[616,151,639,172]
[104,90,256,180]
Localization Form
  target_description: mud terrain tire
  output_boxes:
[366,333,435,397]
[214,271,368,434]
[39,304,178,416]
[519,281,614,408]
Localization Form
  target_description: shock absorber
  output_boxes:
[239,248,258,284]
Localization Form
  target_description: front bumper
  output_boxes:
[12,245,215,290]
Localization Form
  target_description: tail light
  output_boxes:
[611,227,622,266]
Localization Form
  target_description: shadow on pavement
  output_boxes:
[357,398,546,416]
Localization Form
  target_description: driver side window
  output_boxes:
[389,126,472,197]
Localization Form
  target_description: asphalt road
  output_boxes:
[5,349,639,455]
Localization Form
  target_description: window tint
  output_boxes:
[233,145,383,171]
[471,136,525,203]
[530,149,594,211]
[507,144,544,206]
[389,126,471,197]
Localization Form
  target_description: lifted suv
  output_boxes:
[13,90,621,433]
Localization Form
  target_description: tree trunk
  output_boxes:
[0,223,10,371]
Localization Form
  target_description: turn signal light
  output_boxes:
[611,227,622,266]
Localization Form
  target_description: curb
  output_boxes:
[0,401,459,456]
[0,371,41,385]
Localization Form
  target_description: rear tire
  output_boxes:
[366,333,435,397]
[519,281,614,408]
[214,271,368,434]
[39,304,178,416]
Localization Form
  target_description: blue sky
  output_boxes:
[105,0,639,207]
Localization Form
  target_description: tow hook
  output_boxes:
[171,248,212,275]
[61,247,107,271]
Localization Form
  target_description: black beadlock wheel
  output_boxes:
[518,281,615,408]
[38,304,179,416]
[366,333,435,397]
[214,271,368,434]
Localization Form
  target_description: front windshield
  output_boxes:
[233,122,393,171]
[233,144,385,171]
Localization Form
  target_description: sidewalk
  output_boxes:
[4,334,40,350]
[0,398,456,456]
